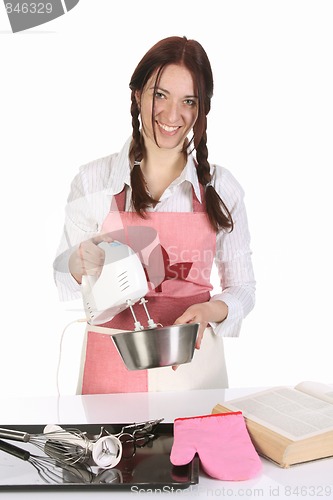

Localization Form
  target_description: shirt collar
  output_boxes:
[182,154,202,202]
[106,137,202,203]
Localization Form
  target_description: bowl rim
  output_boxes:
[109,322,200,337]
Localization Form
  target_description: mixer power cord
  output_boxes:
[56,318,87,397]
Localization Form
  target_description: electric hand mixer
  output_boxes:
[81,241,157,330]
[80,241,199,370]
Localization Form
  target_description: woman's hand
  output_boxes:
[174,300,228,349]
[171,301,227,371]
[69,234,113,284]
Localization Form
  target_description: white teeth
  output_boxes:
[159,123,178,132]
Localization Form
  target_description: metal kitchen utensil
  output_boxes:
[111,418,164,443]
[0,439,93,484]
[110,323,199,370]
[43,425,123,469]
[0,426,91,466]
[93,418,164,460]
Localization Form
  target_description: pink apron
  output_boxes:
[81,186,217,394]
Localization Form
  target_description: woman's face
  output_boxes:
[137,64,199,151]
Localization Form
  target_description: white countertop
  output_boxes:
[1,388,333,499]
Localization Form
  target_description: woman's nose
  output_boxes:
[164,100,180,123]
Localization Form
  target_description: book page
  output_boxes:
[295,381,333,404]
[223,387,333,440]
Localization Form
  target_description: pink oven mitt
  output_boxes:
[170,412,262,481]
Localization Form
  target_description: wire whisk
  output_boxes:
[0,438,93,485]
[0,425,90,466]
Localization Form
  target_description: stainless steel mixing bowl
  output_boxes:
[110,323,199,370]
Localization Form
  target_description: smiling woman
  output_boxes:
[53,36,256,395]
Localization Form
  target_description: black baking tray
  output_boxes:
[0,422,199,491]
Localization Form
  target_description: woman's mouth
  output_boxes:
[157,121,180,135]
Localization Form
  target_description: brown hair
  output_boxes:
[128,36,233,233]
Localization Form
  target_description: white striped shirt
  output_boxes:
[53,137,255,337]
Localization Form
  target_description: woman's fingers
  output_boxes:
[174,303,208,350]
[91,232,113,246]
[79,240,105,275]
[69,234,114,282]
[195,324,206,349]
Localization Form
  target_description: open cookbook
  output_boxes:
[212,381,333,467]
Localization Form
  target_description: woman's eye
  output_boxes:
[155,91,165,99]
[184,99,197,106]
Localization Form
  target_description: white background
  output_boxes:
[0,0,332,397]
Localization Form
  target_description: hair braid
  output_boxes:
[129,91,157,214]
[196,136,234,233]
[195,130,211,185]
[129,91,142,163]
